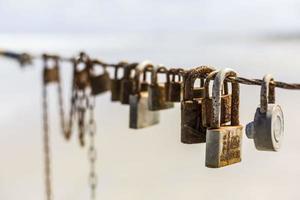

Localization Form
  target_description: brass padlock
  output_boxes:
[129,63,160,129]
[120,63,138,105]
[43,55,60,84]
[181,66,215,144]
[111,62,126,101]
[148,66,174,111]
[246,74,284,151]
[202,71,232,128]
[166,68,183,102]
[90,60,111,96]
[205,68,243,168]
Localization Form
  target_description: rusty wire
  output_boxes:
[2,50,300,90]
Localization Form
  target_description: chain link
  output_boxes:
[87,94,97,200]
[42,75,53,200]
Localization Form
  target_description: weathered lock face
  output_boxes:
[44,67,59,84]
[181,66,215,144]
[120,63,138,105]
[148,66,174,111]
[205,68,243,168]
[206,125,242,168]
[246,74,284,151]
[43,55,60,84]
[90,71,111,95]
[130,91,160,129]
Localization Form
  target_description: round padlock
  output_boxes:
[246,74,284,151]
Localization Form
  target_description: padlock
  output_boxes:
[43,55,60,84]
[205,68,243,168]
[165,68,183,102]
[202,71,232,128]
[181,66,215,144]
[110,63,123,101]
[148,66,174,111]
[73,58,90,90]
[120,63,138,105]
[90,60,111,96]
[246,74,284,151]
[182,68,209,100]
[129,63,160,129]
[137,60,154,92]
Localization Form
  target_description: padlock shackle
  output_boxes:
[260,74,275,114]
[132,68,142,94]
[184,66,215,100]
[166,68,177,83]
[113,61,127,79]
[42,54,60,70]
[138,61,154,82]
[150,65,168,84]
[123,63,138,79]
[211,68,240,128]
[170,68,183,82]
[204,70,219,99]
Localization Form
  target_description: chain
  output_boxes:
[87,93,97,200]
[42,75,53,200]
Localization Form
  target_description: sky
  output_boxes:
[1,0,300,34]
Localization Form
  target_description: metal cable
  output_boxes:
[2,50,300,90]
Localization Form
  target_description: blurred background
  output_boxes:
[1,0,300,199]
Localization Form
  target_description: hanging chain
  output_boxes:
[87,92,98,200]
[42,73,53,200]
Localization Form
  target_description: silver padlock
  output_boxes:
[246,74,284,151]
[205,68,243,168]
[129,63,160,129]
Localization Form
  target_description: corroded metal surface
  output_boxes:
[130,92,160,129]
[205,68,243,168]
[180,66,215,144]
[148,66,174,111]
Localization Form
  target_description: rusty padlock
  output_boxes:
[165,68,183,102]
[202,71,232,128]
[90,60,111,96]
[205,68,243,168]
[148,66,174,111]
[246,74,284,151]
[129,63,160,129]
[43,55,60,84]
[111,62,127,101]
[73,58,90,90]
[180,66,215,144]
[120,63,138,105]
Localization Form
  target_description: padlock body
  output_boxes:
[206,125,243,168]
[181,100,206,144]
[129,92,160,129]
[120,79,135,105]
[148,83,174,111]
[75,70,90,90]
[110,79,122,101]
[90,72,111,95]
[193,87,205,99]
[252,104,284,151]
[140,82,149,92]
[44,67,59,84]
[168,82,182,102]
[202,94,232,127]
